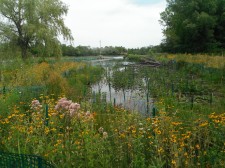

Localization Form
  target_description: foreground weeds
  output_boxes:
[0,95,224,168]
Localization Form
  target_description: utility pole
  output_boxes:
[99,40,102,56]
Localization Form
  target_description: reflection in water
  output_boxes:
[91,56,154,114]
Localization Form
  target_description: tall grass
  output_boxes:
[0,55,224,167]
[161,54,225,69]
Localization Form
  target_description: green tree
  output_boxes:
[160,0,225,53]
[0,0,72,59]
[61,44,79,56]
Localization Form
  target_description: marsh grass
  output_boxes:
[162,54,225,69]
[0,55,224,167]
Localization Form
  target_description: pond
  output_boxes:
[90,56,155,115]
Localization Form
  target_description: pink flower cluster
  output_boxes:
[31,99,42,111]
[55,98,80,117]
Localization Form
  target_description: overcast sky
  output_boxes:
[61,0,167,48]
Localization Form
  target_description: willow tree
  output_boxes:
[0,0,73,59]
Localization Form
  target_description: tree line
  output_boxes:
[61,45,126,56]
[61,45,160,57]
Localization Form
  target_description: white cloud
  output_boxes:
[61,0,166,48]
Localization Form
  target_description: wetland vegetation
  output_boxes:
[0,54,224,167]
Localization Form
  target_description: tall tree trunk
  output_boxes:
[21,45,28,60]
